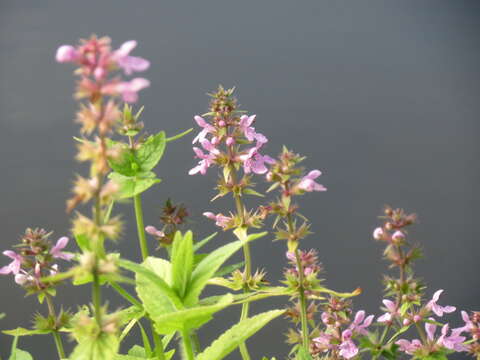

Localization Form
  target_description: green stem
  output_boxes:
[92,270,102,327]
[110,281,142,308]
[132,193,166,360]
[181,329,195,360]
[294,248,310,351]
[45,294,66,359]
[134,194,149,260]
[152,324,166,360]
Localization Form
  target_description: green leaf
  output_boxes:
[119,258,182,310]
[70,333,119,360]
[109,172,161,199]
[242,188,264,197]
[137,131,166,172]
[214,262,244,277]
[3,328,51,336]
[171,231,194,298]
[0,312,5,320]
[196,309,285,360]
[152,294,234,334]
[184,234,262,306]
[74,233,90,251]
[108,148,138,177]
[8,349,33,360]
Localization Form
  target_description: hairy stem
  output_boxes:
[132,192,167,360]
[294,248,310,350]
[45,294,65,359]
[134,194,149,260]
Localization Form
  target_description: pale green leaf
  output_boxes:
[196,309,285,360]
[109,172,161,199]
[171,231,194,298]
[3,328,51,336]
[152,294,233,334]
[69,333,119,360]
[8,349,33,360]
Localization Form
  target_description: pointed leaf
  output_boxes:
[171,231,194,298]
[152,294,234,334]
[196,310,285,360]
[137,131,166,172]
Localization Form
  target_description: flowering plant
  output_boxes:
[0,35,478,360]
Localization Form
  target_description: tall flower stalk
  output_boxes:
[263,147,326,354]
[190,86,273,360]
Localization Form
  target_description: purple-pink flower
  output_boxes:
[377,299,398,323]
[0,250,23,275]
[192,116,216,144]
[145,225,165,238]
[203,212,231,229]
[298,170,326,192]
[373,227,385,240]
[395,339,422,355]
[114,78,150,103]
[50,237,74,261]
[56,45,78,63]
[240,147,275,174]
[112,40,150,75]
[338,330,359,359]
[349,310,374,335]
[427,290,456,317]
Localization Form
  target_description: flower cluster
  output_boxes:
[310,297,374,359]
[145,199,189,246]
[0,228,72,292]
[189,86,273,177]
[56,36,150,104]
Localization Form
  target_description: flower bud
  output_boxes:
[373,227,384,240]
[218,120,226,127]
[55,45,78,63]
[413,315,421,323]
[392,231,405,242]
[266,171,273,182]
[385,222,393,230]
[403,318,411,326]
[226,137,235,146]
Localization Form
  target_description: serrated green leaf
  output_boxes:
[109,172,161,199]
[137,131,166,172]
[118,258,182,310]
[69,332,119,360]
[152,294,234,334]
[108,148,138,177]
[171,231,194,298]
[196,309,285,360]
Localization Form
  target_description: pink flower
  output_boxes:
[298,170,327,192]
[145,226,165,238]
[438,324,468,351]
[350,310,374,335]
[240,147,275,174]
[115,78,150,103]
[373,227,384,240]
[239,115,257,141]
[0,250,23,275]
[189,140,219,175]
[392,230,405,241]
[454,311,474,333]
[112,41,150,75]
[339,330,358,359]
[14,271,34,286]
[427,290,456,317]
[50,237,74,261]
[192,116,215,144]
[55,45,78,63]
[377,299,398,323]
[203,212,231,229]
[395,339,422,355]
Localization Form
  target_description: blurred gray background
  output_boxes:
[1,1,479,359]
